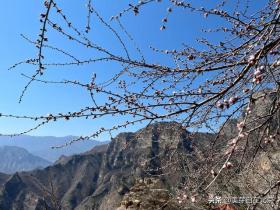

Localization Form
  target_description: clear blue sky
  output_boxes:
[0,1,265,139]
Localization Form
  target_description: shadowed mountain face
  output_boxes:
[0,122,199,210]
[0,135,107,162]
[0,146,51,174]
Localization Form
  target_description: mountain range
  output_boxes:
[0,135,106,162]
[0,146,51,174]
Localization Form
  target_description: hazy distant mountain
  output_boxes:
[0,146,51,174]
[0,135,107,162]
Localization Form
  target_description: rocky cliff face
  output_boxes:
[76,122,195,210]
[117,177,180,210]
[0,122,199,210]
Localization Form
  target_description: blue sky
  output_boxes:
[0,1,266,140]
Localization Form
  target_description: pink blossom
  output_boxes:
[248,54,255,64]
[228,138,237,146]
[237,121,245,130]
[223,161,233,169]
[216,101,224,109]
[254,69,261,76]
[229,97,238,104]
[191,196,196,202]
[238,133,245,138]
[223,100,229,108]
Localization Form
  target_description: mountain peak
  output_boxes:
[0,146,51,174]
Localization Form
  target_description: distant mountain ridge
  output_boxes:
[0,146,51,174]
[0,135,107,162]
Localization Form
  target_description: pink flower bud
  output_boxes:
[248,55,255,64]
[228,138,237,146]
[246,106,252,112]
[223,161,233,169]
[229,97,238,104]
[258,65,265,71]
[223,100,229,108]
[237,121,245,130]
[210,170,217,177]
[191,196,196,203]
[273,60,280,67]
[254,69,261,76]
[238,133,245,138]
[216,101,224,109]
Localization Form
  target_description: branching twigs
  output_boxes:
[86,0,93,33]
[18,0,54,103]
[4,0,280,208]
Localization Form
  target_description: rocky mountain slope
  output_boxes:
[0,146,51,174]
[0,122,201,210]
